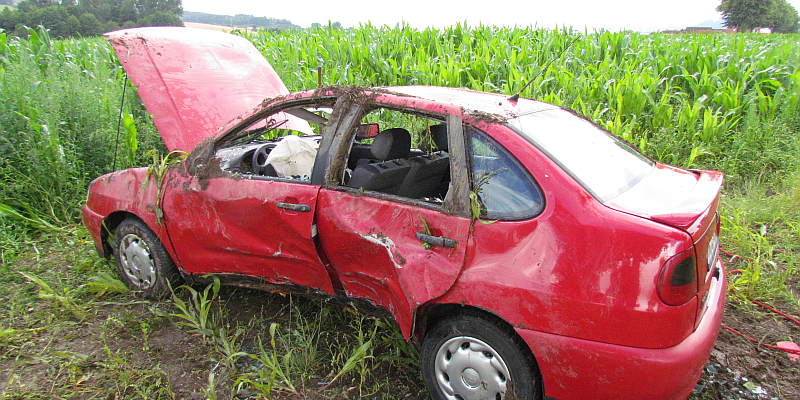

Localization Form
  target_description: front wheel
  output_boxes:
[113,218,180,299]
[421,312,542,400]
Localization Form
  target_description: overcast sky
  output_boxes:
[181,0,800,32]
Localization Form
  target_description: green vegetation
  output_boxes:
[1,23,799,397]
[0,0,183,38]
[717,0,800,33]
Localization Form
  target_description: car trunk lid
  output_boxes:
[106,27,311,152]
[604,164,722,238]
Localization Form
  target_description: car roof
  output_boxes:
[386,86,558,118]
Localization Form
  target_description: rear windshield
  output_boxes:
[508,109,654,202]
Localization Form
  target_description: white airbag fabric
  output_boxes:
[266,135,317,178]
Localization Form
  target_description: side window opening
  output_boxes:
[468,126,545,220]
[341,108,451,206]
[216,104,333,181]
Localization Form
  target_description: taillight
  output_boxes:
[657,248,698,306]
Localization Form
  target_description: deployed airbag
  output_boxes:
[266,135,317,178]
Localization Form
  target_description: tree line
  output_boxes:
[717,0,800,33]
[182,11,299,30]
[0,0,183,38]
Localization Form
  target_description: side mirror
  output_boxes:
[355,123,380,140]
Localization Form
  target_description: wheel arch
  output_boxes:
[100,211,140,258]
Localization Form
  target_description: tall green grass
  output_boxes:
[0,26,164,245]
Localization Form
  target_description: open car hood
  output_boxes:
[106,27,311,152]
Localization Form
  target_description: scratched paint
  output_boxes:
[358,233,402,269]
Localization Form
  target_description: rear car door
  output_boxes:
[315,99,473,337]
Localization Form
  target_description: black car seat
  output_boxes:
[396,124,450,199]
[346,128,413,195]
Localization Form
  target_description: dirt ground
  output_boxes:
[1,247,798,399]
[688,261,800,400]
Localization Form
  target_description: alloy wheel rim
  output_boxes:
[119,233,156,289]
[434,336,510,400]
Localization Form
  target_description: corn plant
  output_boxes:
[169,275,221,342]
[235,322,300,398]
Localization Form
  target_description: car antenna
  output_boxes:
[112,73,129,172]
[507,37,579,103]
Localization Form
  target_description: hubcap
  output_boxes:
[434,336,510,400]
[119,233,156,289]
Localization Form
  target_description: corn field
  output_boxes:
[1,24,799,233]
[243,24,800,170]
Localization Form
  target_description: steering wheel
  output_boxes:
[251,144,274,175]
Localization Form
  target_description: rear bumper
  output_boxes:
[517,260,726,400]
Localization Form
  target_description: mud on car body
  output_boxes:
[83,27,725,400]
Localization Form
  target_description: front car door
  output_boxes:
[161,98,342,295]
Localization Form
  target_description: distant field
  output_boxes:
[183,21,232,32]
[183,21,257,33]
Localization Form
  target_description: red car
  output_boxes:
[83,28,725,400]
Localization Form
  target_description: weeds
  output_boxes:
[722,188,800,303]
[169,275,221,343]
[142,149,187,223]
[326,315,378,390]
[236,322,300,397]
[19,271,87,320]
[86,271,129,296]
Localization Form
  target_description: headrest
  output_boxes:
[419,124,448,152]
[371,128,411,160]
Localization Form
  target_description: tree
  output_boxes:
[102,19,118,32]
[768,0,800,33]
[717,0,776,32]
[35,6,69,37]
[0,6,19,31]
[117,0,137,24]
[137,10,181,27]
[78,12,100,36]
[63,14,79,36]
[134,0,182,19]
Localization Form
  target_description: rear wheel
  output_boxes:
[421,312,542,400]
[113,218,180,299]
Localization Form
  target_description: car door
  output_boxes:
[162,174,333,293]
[315,100,473,338]
[160,104,342,295]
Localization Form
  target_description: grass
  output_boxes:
[0,24,799,398]
[0,227,427,398]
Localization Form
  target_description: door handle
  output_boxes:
[415,232,457,248]
[276,201,311,212]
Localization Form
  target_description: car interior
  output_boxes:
[217,105,453,205]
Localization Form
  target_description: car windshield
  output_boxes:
[508,109,654,202]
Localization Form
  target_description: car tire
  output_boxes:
[113,218,180,299]
[421,311,542,400]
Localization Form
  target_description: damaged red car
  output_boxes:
[82,27,726,400]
